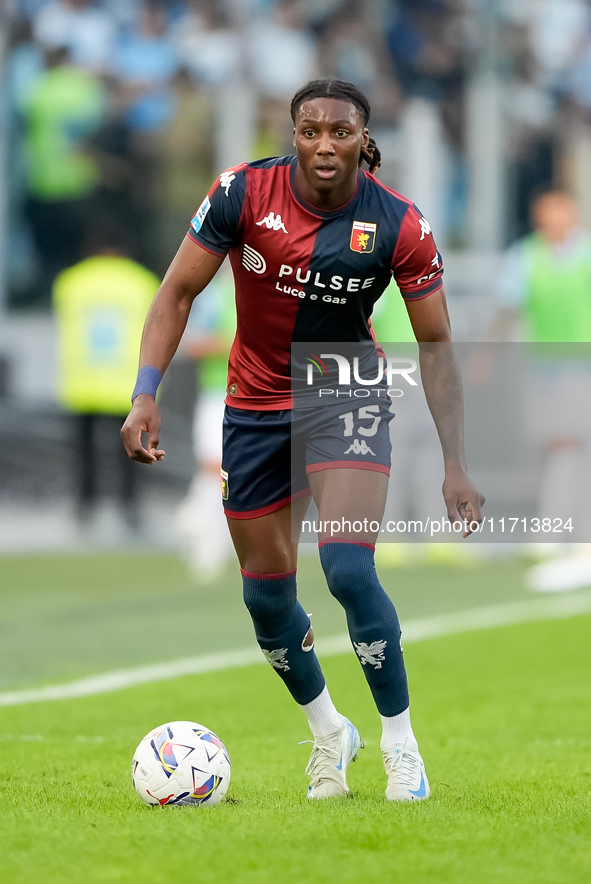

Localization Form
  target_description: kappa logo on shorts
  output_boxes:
[350,221,376,253]
[242,244,266,274]
[344,439,376,456]
[220,468,229,501]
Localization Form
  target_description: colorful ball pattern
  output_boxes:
[131,720,231,807]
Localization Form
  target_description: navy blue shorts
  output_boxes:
[222,399,393,519]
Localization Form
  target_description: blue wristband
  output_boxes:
[132,365,162,402]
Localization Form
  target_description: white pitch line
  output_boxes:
[1,590,591,708]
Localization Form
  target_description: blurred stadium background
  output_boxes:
[3,0,591,551]
[1,0,591,680]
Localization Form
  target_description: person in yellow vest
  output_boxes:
[493,190,591,591]
[53,228,160,529]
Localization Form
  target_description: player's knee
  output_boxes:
[319,542,377,608]
[327,567,362,607]
[242,577,297,633]
[320,557,363,607]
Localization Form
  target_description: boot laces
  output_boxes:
[383,747,420,787]
[300,732,342,781]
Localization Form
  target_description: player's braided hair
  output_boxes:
[290,79,382,175]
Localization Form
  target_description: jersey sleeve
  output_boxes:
[391,204,444,300]
[187,163,247,256]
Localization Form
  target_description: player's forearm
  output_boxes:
[139,282,194,375]
[419,342,467,470]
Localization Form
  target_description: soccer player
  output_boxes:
[121,79,484,801]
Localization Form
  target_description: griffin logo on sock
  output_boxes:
[350,221,376,253]
[354,639,387,669]
[262,647,290,670]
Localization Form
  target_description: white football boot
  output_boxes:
[382,741,430,801]
[305,717,363,799]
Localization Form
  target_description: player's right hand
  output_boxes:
[120,394,166,464]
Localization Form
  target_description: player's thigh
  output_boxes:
[309,468,389,544]
[301,396,391,543]
[227,495,311,573]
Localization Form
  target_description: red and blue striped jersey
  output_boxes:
[187,155,443,410]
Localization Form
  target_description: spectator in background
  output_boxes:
[52,226,160,531]
[33,0,117,73]
[494,191,591,342]
[318,4,400,125]
[112,0,179,271]
[385,0,464,103]
[112,0,178,135]
[527,0,590,92]
[6,18,44,305]
[172,1,241,87]
[23,45,105,299]
[492,190,591,591]
[247,0,317,99]
[247,0,317,152]
[157,70,215,266]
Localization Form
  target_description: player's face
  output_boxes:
[293,98,369,199]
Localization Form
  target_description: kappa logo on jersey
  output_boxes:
[256,212,288,234]
[350,221,376,253]
[242,244,266,274]
[190,195,211,233]
[419,217,432,241]
[219,170,235,196]
[344,439,376,456]
[416,251,442,285]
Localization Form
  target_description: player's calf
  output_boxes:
[241,568,325,704]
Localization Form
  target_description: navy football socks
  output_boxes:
[319,540,410,717]
[241,569,325,705]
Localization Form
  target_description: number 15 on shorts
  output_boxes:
[338,405,382,437]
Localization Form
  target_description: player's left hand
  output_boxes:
[442,461,485,538]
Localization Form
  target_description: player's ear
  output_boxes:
[362,128,370,148]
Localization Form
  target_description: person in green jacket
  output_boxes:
[24,46,105,298]
[493,190,591,590]
[53,228,159,529]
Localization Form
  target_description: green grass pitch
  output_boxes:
[0,552,536,691]
[1,610,590,883]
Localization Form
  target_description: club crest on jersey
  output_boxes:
[350,221,376,254]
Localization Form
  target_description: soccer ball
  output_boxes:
[131,720,231,807]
